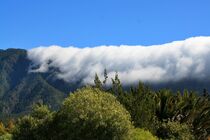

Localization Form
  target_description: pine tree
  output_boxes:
[103,69,108,85]
[111,72,123,95]
[94,73,102,89]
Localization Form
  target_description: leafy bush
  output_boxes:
[130,128,157,140]
[12,105,53,140]
[13,116,37,139]
[157,121,194,140]
[50,87,133,140]
[0,133,12,140]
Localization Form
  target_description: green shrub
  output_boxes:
[130,128,157,140]
[0,133,12,140]
[51,87,133,140]
[12,105,53,140]
[157,121,194,140]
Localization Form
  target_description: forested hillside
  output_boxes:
[0,78,210,139]
[0,49,72,120]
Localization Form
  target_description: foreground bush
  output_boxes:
[130,128,157,140]
[157,121,194,140]
[12,105,53,140]
[0,133,12,140]
[50,87,133,140]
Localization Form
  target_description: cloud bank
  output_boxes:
[28,36,210,85]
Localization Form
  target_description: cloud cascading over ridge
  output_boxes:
[28,36,210,85]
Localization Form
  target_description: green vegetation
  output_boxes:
[130,128,157,140]
[93,73,210,139]
[4,87,158,140]
[0,133,12,140]
[2,80,209,139]
[157,121,194,140]
[12,105,53,140]
[10,87,156,140]
[51,87,133,140]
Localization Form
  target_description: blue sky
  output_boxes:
[0,0,210,49]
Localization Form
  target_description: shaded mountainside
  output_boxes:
[0,49,73,120]
[0,49,209,120]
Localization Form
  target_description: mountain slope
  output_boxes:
[2,74,65,114]
[0,49,69,119]
[0,49,29,98]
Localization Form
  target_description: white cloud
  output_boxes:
[27,36,210,85]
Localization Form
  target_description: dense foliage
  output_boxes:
[12,105,53,140]
[130,128,157,140]
[1,78,208,139]
[51,87,134,140]
[94,72,210,139]
[10,87,157,140]
[156,121,194,140]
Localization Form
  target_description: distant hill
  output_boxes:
[0,49,209,119]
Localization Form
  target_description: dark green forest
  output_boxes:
[0,49,210,139]
[0,72,210,139]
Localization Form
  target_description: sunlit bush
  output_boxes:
[0,133,12,140]
[130,128,157,140]
[51,87,133,140]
